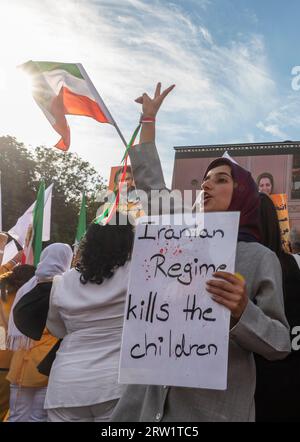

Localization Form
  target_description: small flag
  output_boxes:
[20,61,118,151]
[0,171,2,232]
[23,182,45,266]
[75,192,87,251]
[9,184,53,248]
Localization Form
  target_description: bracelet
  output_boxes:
[140,114,156,124]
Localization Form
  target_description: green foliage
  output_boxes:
[0,136,106,245]
[0,136,36,230]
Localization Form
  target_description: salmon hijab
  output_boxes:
[203,158,261,242]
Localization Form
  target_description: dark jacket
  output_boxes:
[255,253,300,422]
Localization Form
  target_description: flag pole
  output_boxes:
[77,64,128,149]
[0,171,2,232]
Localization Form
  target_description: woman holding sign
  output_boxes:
[112,84,291,422]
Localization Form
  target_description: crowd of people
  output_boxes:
[0,83,300,422]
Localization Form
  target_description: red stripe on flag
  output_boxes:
[50,86,111,150]
[61,86,111,123]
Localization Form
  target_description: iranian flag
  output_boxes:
[20,61,117,151]
[23,181,45,266]
[8,184,53,249]
[74,192,87,253]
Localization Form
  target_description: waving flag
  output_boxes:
[74,192,87,253]
[22,181,45,266]
[9,184,53,248]
[21,61,124,151]
[0,171,2,232]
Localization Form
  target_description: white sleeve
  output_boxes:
[46,275,67,339]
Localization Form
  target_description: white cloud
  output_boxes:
[256,95,300,141]
[256,122,287,139]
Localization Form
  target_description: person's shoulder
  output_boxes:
[61,267,79,281]
[281,252,300,277]
[237,242,281,272]
[237,241,277,259]
[237,242,282,282]
[113,260,131,278]
[53,268,79,287]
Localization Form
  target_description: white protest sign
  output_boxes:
[119,212,240,390]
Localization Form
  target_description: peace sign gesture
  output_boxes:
[135,82,175,118]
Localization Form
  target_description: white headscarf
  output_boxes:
[7,243,73,350]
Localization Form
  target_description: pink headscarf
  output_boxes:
[203,158,261,242]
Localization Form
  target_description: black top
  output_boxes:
[13,282,52,340]
[255,253,300,422]
[13,281,60,376]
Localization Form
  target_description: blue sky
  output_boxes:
[0,0,299,186]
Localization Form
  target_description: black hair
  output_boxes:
[0,264,35,301]
[77,211,134,285]
[259,193,283,256]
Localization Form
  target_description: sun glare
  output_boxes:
[0,2,56,145]
[0,68,6,91]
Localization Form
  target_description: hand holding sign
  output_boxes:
[119,212,240,390]
[206,271,248,320]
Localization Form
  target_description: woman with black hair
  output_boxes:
[255,193,300,422]
[44,212,134,422]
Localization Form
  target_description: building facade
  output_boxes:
[172,141,300,228]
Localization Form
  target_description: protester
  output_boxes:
[97,166,144,221]
[255,193,300,422]
[0,264,35,421]
[111,83,291,422]
[256,172,274,195]
[6,243,72,422]
[45,212,134,422]
[114,165,136,195]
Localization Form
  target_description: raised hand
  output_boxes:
[135,82,175,118]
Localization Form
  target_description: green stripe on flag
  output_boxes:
[22,61,84,79]
[33,181,45,267]
[76,192,87,243]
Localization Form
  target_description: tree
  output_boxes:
[33,146,106,244]
[0,136,36,230]
[0,137,106,245]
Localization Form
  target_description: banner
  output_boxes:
[119,212,240,390]
[270,194,291,252]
